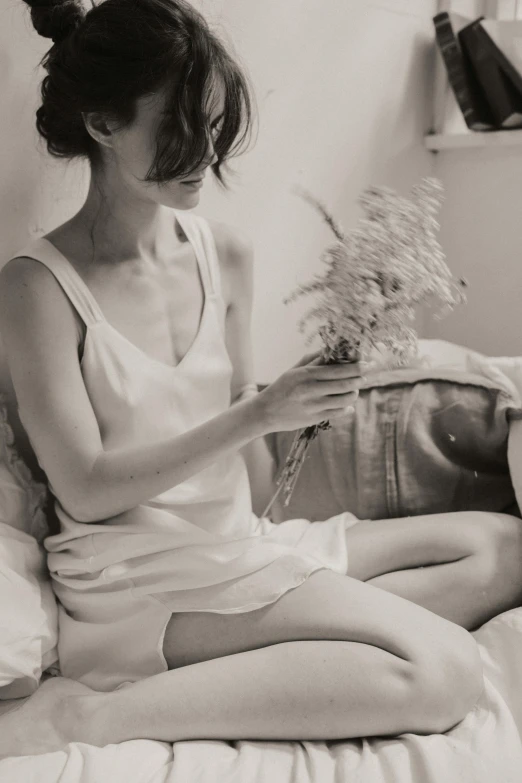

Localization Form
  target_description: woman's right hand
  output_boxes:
[257,350,367,433]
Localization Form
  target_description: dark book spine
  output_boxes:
[433,12,493,131]
[476,21,522,96]
[459,21,522,129]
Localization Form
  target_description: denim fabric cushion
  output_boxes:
[267,370,522,523]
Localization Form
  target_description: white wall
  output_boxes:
[427,148,522,357]
[196,0,440,381]
[1,0,438,383]
[425,0,522,357]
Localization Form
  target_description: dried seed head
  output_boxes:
[289,177,466,367]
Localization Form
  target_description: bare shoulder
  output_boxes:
[1,255,57,296]
[0,256,81,342]
[0,257,54,321]
[205,218,254,309]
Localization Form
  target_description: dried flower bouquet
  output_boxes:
[262,177,467,518]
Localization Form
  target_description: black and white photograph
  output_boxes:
[1,0,522,780]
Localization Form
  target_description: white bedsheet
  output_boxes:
[1,607,522,783]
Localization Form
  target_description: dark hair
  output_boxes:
[22,0,255,186]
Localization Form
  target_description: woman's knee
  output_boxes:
[468,511,522,551]
[472,513,522,599]
[404,624,484,734]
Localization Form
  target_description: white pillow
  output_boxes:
[0,524,58,698]
[0,397,58,698]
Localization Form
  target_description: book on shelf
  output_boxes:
[432,11,495,132]
[459,19,522,129]
[431,15,470,135]
[478,19,522,94]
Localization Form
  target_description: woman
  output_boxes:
[1,0,521,757]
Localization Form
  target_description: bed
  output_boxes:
[2,339,522,782]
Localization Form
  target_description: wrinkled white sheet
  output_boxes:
[413,338,522,404]
[1,607,522,783]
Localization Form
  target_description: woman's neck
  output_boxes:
[71,173,182,265]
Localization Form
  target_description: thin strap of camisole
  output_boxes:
[9,211,220,330]
[8,237,105,328]
[176,211,222,299]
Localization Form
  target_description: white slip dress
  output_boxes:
[9,209,359,692]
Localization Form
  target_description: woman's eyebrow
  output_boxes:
[210,113,224,126]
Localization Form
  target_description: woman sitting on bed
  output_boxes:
[1,0,522,757]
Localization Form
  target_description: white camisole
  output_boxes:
[8,209,357,691]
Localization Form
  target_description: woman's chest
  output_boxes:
[86,248,206,368]
[84,315,234,450]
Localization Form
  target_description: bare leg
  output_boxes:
[346,511,522,629]
[0,570,483,755]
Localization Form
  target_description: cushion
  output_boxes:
[267,341,522,523]
[0,524,59,698]
[0,395,58,698]
[0,397,49,543]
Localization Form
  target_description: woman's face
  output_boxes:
[102,85,225,210]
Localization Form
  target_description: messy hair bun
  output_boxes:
[22,0,85,45]
[22,0,254,186]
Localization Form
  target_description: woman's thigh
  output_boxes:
[163,567,472,671]
[344,510,522,582]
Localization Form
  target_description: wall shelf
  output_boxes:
[425,128,522,150]
[429,1,522,152]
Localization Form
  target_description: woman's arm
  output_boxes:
[210,220,280,519]
[0,257,268,523]
[0,250,359,525]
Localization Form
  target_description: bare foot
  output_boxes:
[0,675,104,758]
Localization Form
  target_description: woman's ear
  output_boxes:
[81,112,116,150]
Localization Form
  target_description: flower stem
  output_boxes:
[261,425,319,518]
[261,355,359,520]
[261,479,285,519]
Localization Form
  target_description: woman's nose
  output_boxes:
[206,147,218,167]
